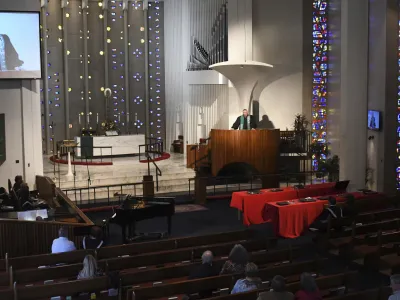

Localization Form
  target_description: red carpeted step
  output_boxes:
[139,153,171,163]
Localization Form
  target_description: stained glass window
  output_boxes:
[397,14,400,189]
[312,0,329,170]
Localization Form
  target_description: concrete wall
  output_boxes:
[0,0,43,188]
[252,0,303,130]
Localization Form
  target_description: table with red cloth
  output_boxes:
[230,183,341,226]
[262,192,384,238]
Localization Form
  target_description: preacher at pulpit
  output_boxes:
[231,109,257,130]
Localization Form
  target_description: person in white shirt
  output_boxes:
[390,275,400,300]
[51,226,76,254]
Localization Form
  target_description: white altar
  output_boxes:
[74,135,145,157]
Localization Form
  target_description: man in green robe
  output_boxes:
[231,109,257,130]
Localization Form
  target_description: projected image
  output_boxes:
[0,12,41,79]
[368,110,380,131]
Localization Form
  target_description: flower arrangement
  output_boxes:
[101,120,119,132]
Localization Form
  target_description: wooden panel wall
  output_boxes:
[210,129,280,176]
[0,219,88,258]
[186,144,210,169]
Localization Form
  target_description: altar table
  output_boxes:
[230,183,339,226]
[263,192,385,238]
[75,135,145,157]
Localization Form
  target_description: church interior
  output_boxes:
[0,0,400,299]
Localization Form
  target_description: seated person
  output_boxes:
[77,255,103,279]
[19,183,33,210]
[83,226,104,250]
[13,175,23,193]
[342,194,357,218]
[51,226,76,253]
[220,244,249,275]
[389,274,400,300]
[0,187,12,206]
[188,250,218,298]
[189,250,217,279]
[257,275,294,300]
[309,196,343,231]
[295,273,322,300]
[231,263,261,294]
[107,271,120,296]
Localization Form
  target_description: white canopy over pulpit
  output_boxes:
[210,61,274,113]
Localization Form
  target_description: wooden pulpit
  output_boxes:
[210,129,280,178]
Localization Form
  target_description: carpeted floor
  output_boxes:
[84,197,390,289]
[85,199,273,245]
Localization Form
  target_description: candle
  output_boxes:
[127,112,130,123]
[78,114,81,125]
[87,113,90,124]
[135,113,138,122]
[96,113,99,124]
[118,113,121,122]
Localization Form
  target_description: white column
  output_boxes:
[227,0,253,125]
[21,80,44,188]
[339,0,369,190]
[366,0,398,194]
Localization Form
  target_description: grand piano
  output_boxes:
[109,196,175,243]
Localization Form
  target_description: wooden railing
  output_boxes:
[0,176,93,258]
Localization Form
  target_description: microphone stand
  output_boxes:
[84,148,91,205]
[72,147,77,203]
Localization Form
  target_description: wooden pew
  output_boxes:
[14,277,111,300]
[126,259,326,300]
[6,248,305,300]
[326,208,400,240]
[325,286,391,300]
[0,229,256,271]
[1,249,94,271]
[0,288,13,300]
[105,239,274,272]
[202,271,358,300]
[5,242,293,289]
[327,219,400,249]
[98,229,259,259]
[118,246,299,289]
[0,239,283,288]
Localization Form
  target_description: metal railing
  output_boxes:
[188,171,339,197]
[280,130,312,155]
[146,153,162,192]
[63,182,144,207]
[139,138,164,161]
[56,142,113,164]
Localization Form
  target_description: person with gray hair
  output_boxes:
[51,226,76,253]
[188,250,218,298]
[231,262,262,294]
[257,275,294,300]
[294,272,322,300]
[389,274,400,300]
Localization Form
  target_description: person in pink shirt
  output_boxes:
[294,273,322,300]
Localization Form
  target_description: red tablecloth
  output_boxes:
[230,183,337,226]
[262,192,384,238]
